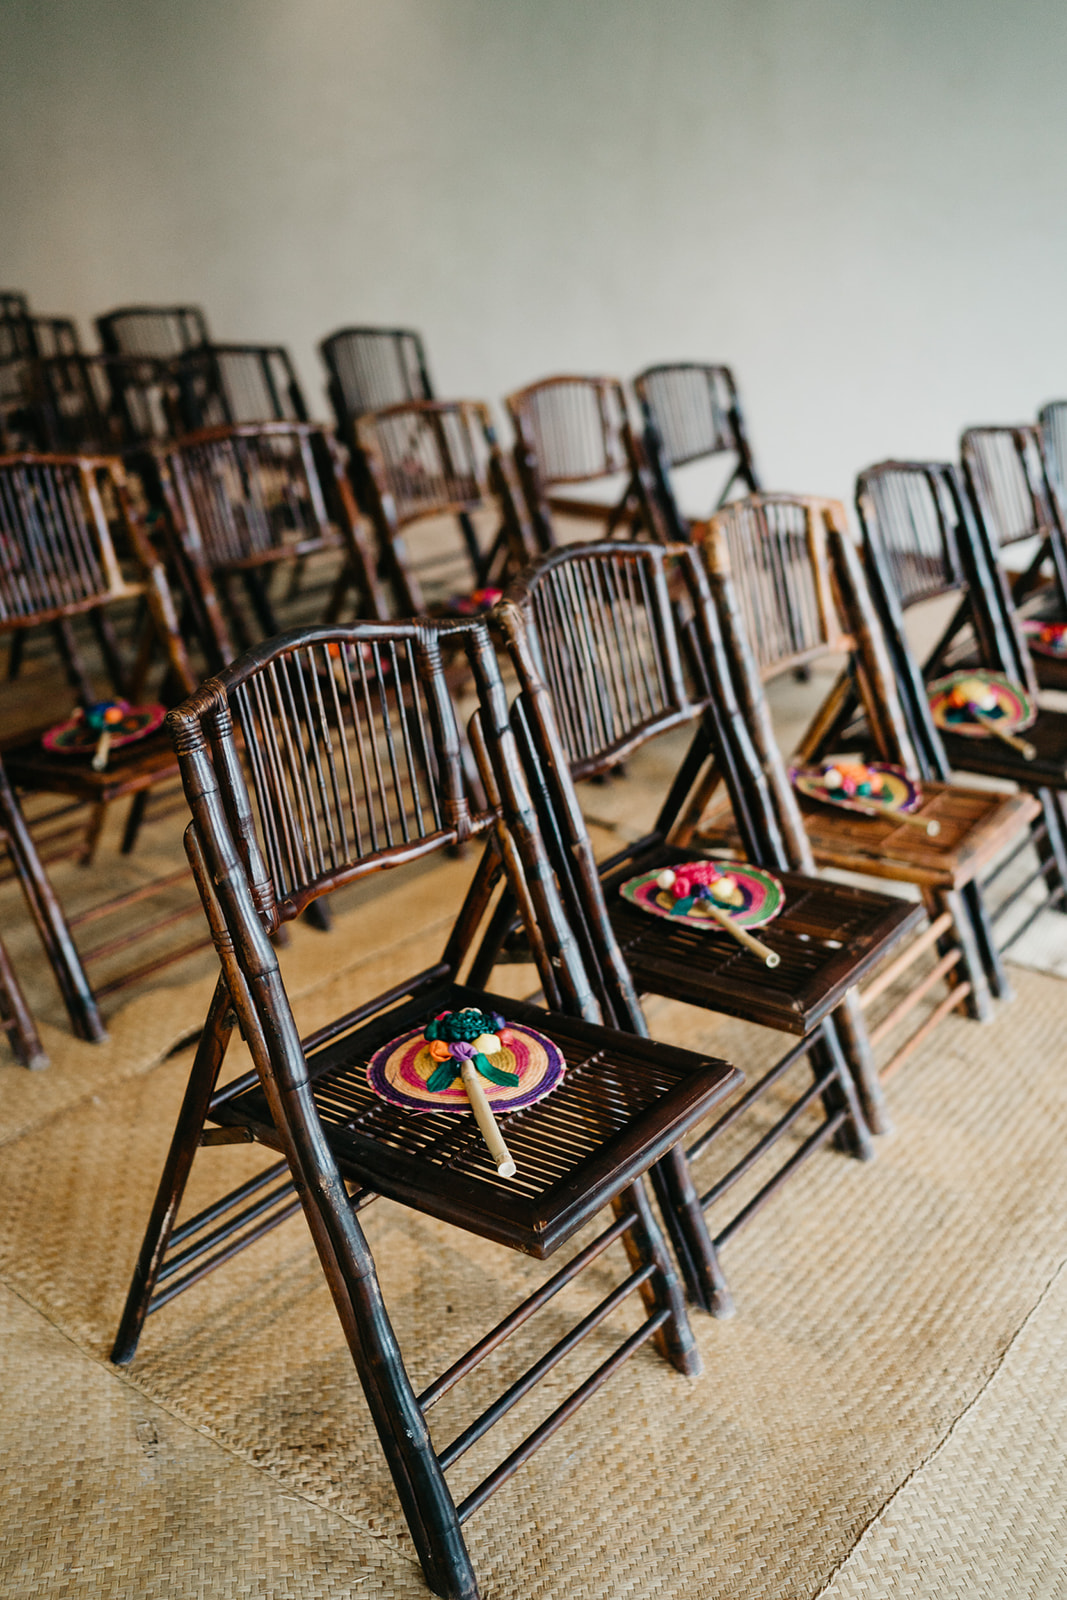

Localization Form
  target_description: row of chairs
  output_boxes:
[107,458,1067,1594]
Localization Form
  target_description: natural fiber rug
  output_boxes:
[3,946,1067,1598]
[817,1259,1067,1599]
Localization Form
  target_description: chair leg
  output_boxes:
[648,1145,734,1318]
[79,801,108,866]
[0,934,48,1069]
[0,772,106,1044]
[812,1014,875,1161]
[934,886,994,1022]
[111,980,234,1365]
[831,989,891,1137]
[120,790,150,855]
[1034,789,1067,911]
[961,877,1013,1002]
[614,1175,702,1374]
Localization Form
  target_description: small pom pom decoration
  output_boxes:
[423,1008,520,1093]
[655,859,744,916]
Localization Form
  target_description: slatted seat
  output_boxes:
[490,539,924,1318]
[633,363,762,539]
[111,617,739,1600]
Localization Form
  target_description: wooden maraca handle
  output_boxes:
[699,898,781,967]
[91,728,112,773]
[460,1061,517,1177]
[849,797,941,836]
[970,706,1036,761]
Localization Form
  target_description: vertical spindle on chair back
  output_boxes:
[633,363,761,538]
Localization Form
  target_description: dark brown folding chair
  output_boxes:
[353,399,532,613]
[505,375,668,552]
[24,352,177,456]
[852,459,1067,954]
[961,423,1067,688]
[96,304,210,359]
[0,315,83,450]
[489,539,922,1316]
[689,494,1037,1080]
[173,344,309,431]
[156,421,389,672]
[110,617,739,1600]
[633,363,762,540]
[0,450,208,1028]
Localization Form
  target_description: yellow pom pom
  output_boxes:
[472,1032,500,1055]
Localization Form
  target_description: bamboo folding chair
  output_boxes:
[633,363,762,540]
[849,460,1067,954]
[1039,400,1067,509]
[505,375,668,552]
[686,494,1037,1080]
[0,450,207,1027]
[110,617,739,1600]
[353,399,533,614]
[961,423,1067,689]
[156,421,389,673]
[487,540,922,1315]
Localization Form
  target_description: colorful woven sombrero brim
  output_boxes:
[367,1022,565,1114]
[1022,619,1067,658]
[42,703,167,757]
[620,863,785,930]
[791,761,921,816]
[927,670,1036,739]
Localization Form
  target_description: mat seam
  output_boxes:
[810,1253,1067,1598]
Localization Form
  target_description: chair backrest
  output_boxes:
[0,293,30,320]
[1039,400,1067,507]
[158,422,387,666]
[96,305,210,359]
[169,619,596,1016]
[962,422,1067,616]
[320,326,433,436]
[505,375,667,551]
[855,458,1034,688]
[355,399,529,613]
[174,344,308,431]
[499,538,803,869]
[702,494,849,681]
[0,315,80,363]
[633,363,761,537]
[0,451,195,699]
[699,493,922,777]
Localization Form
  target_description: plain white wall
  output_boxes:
[2,0,1066,502]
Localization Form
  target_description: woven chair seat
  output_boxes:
[215,981,738,1258]
[602,845,921,1036]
